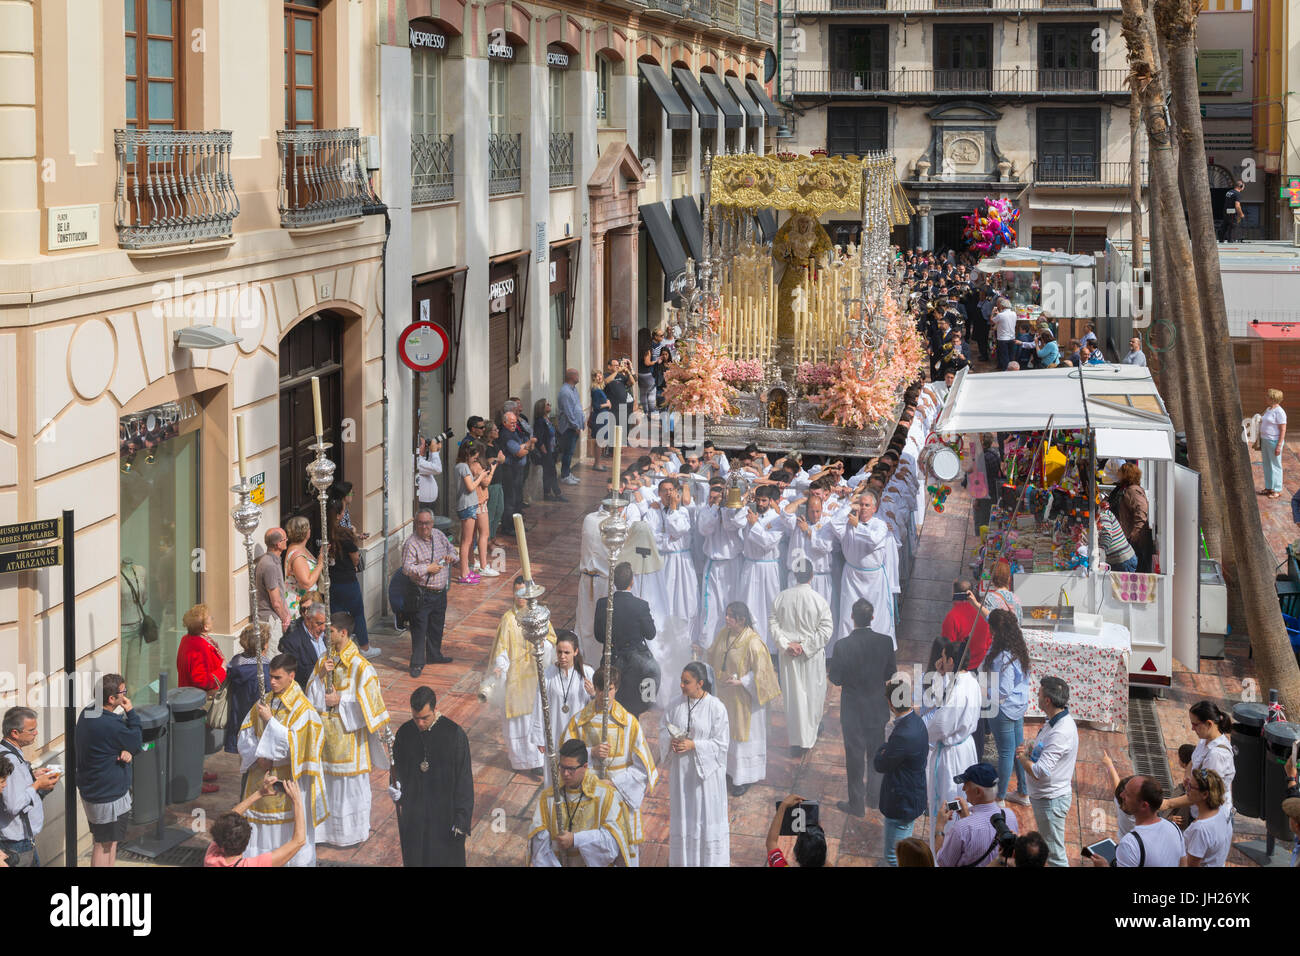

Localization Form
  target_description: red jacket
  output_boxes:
[940,603,992,670]
[177,633,227,691]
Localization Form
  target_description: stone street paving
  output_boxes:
[145,444,1283,867]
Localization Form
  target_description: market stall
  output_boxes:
[934,365,1202,693]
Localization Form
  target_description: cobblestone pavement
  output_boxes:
[147,437,1289,867]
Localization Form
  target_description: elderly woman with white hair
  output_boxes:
[1259,388,1287,499]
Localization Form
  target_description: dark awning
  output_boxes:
[700,72,743,129]
[638,61,691,131]
[726,75,763,128]
[672,195,705,263]
[757,209,778,243]
[641,201,687,287]
[673,66,718,130]
[746,78,783,124]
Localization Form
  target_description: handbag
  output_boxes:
[205,680,230,730]
[122,566,159,645]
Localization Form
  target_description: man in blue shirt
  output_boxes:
[872,678,928,865]
[1,706,59,866]
[557,368,585,485]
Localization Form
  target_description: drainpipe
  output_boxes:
[363,199,394,615]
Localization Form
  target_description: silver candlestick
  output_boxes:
[518,578,565,858]
[231,476,265,696]
[307,440,336,710]
[596,494,630,779]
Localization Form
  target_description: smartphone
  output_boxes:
[775,799,820,836]
[1082,838,1118,864]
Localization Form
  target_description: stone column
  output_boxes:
[917,203,933,252]
[0,0,37,259]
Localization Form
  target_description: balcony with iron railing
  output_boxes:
[645,0,686,15]
[684,0,714,22]
[790,0,1118,12]
[550,131,575,188]
[758,4,776,40]
[712,0,741,31]
[489,132,523,196]
[412,132,454,204]
[739,0,758,37]
[114,128,239,250]
[1031,159,1148,188]
[789,67,1129,96]
[277,128,372,228]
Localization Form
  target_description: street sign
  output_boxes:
[0,517,62,548]
[397,321,451,372]
[0,544,62,573]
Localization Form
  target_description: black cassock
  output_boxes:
[393,716,474,866]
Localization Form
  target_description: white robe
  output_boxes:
[496,640,555,770]
[781,512,839,633]
[738,509,787,651]
[662,693,731,867]
[236,718,317,867]
[305,678,389,848]
[543,663,594,758]
[769,583,833,749]
[726,675,768,786]
[695,503,745,649]
[645,504,699,680]
[835,516,897,650]
[922,671,981,851]
[576,511,612,662]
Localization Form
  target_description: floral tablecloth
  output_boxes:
[1023,623,1129,729]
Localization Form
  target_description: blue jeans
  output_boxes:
[558,428,579,478]
[1263,437,1283,492]
[1112,555,1138,573]
[1030,794,1072,867]
[881,817,915,866]
[0,837,38,867]
[990,712,1026,798]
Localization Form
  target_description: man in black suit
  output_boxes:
[873,677,928,865]
[593,561,658,717]
[827,598,897,816]
[279,601,328,689]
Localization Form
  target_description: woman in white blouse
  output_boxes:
[662,662,731,867]
[1181,768,1232,867]
[1259,388,1287,499]
[1163,701,1235,819]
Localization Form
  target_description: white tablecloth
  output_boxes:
[1023,622,1129,728]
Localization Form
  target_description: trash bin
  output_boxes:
[129,704,171,826]
[1231,702,1269,819]
[1263,721,1300,842]
[166,687,208,804]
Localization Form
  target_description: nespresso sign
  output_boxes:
[489,277,515,300]
[410,26,446,50]
[547,47,570,69]
[488,42,514,60]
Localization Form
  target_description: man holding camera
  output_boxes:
[934,762,1018,867]
[416,434,445,515]
[1,706,59,866]
[498,410,534,536]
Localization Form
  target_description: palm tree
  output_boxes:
[1121,0,1300,714]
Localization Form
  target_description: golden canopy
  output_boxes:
[709,152,913,225]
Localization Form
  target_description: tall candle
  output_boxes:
[311,376,323,438]
[513,513,532,582]
[612,425,622,487]
[236,413,247,480]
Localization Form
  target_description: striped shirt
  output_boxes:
[402,529,454,591]
[1098,509,1137,565]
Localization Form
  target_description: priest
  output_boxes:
[236,652,327,866]
[834,490,896,650]
[528,739,631,867]
[564,666,658,866]
[390,685,473,866]
[769,560,834,756]
[922,637,981,853]
[707,602,781,796]
[306,611,391,847]
[490,577,557,773]
[738,485,788,652]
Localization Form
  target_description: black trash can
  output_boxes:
[1263,721,1300,842]
[1231,702,1269,819]
[129,704,171,826]
[166,687,208,804]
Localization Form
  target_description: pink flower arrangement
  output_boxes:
[718,358,765,387]
[808,292,927,428]
[795,362,837,388]
[663,324,740,419]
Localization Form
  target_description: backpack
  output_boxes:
[389,569,414,618]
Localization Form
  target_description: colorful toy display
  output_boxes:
[962,197,1019,254]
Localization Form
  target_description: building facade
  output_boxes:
[0,0,773,860]
[777,0,1147,254]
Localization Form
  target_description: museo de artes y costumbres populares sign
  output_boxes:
[398,321,451,373]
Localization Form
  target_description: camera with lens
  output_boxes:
[991,810,1018,858]
[428,429,454,445]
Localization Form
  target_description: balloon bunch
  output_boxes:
[962,197,1019,254]
[929,484,953,513]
